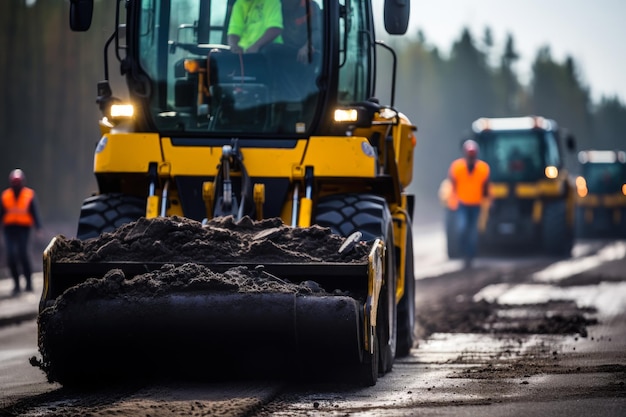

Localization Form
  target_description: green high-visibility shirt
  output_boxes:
[228,0,284,51]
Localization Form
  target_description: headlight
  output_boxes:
[544,166,558,179]
[576,176,588,197]
[332,106,372,128]
[334,108,359,123]
[110,104,135,118]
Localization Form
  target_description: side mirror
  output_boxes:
[384,0,410,35]
[69,0,94,32]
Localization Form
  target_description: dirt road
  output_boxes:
[251,238,626,416]
[1,227,625,416]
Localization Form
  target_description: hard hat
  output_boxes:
[9,169,25,187]
[462,139,479,157]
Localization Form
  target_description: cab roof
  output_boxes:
[472,116,556,133]
[578,150,626,164]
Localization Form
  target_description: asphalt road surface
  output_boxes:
[0,223,625,416]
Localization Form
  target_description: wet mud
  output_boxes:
[414,269,599,339]
[410,263,622,396]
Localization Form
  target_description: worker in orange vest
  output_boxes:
[448,140,490,268]
[1,169,42,295]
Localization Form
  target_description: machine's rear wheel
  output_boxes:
[396,223,415,357]
[76,193,146,239]
[542,200,573,257]
[575,206,590,238]
[314,193,397,378]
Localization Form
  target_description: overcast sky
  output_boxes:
[25,0,624,103]
[404,0,626,104]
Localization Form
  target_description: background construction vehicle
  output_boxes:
[444,116,576,258]
[38,0,417,386]
[575,149,626,238]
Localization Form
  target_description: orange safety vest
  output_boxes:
[2,187,35,227]
[448,158,490,207]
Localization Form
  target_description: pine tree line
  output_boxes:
[388,28,626,199]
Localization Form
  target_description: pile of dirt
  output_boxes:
[51,215,369,264]
[49,263,333,309]
[414,273,598,339]
[35,216,370,383]
[416,297,597,337]
[43,214,372,311]
[43,215,372,308]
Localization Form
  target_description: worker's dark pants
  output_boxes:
[455,203,481,263]
[4,225,33,291]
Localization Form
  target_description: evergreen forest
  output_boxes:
[1,1,625,227]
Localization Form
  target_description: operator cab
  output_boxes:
[162,0,322,134]
[576,150,626,196]
[575,150,626,237]
[73,0,409,139]
[471,116,566,183]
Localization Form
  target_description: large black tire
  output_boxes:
[575,206,590,239]
[396,223,415,357]
[542,200,573,257]
[314,194,397,377]
[377,257,396,375]
[76,193,146,240]
[315,194,393,243]
[358,332,379,387]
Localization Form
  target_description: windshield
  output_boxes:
[582,163,626,194]
[476,130,556,182]
[138,0,324,135]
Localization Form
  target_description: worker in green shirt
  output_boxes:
[228,0,284,54]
